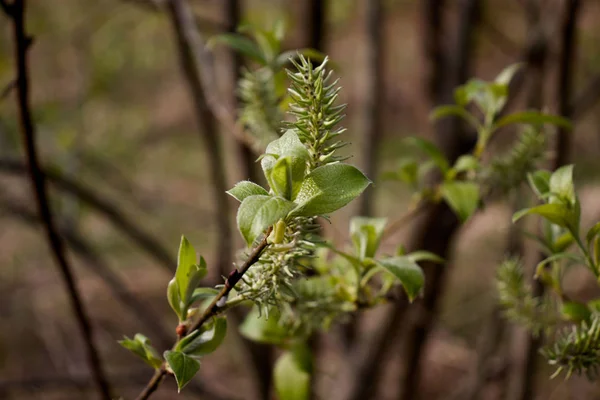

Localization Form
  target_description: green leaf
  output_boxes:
[207,33,266,65]
[261,131,309,199]
[189,287,219,306]
[404,137,450,173]
[512,204,575,231]
[527,170,551,198]
[274,344,312,400]
[549,165,576,205]
[269,157,295,200]
[292,164,371,217]
[440,181,480,222]
[586,222,600,248]
[350,217,387,260]
[453,155,479,173]
[406,251,444,264]
[561,302,591,323]
[553,232,575,253]
[429,105,480,131]
[227,181,269,202]
[495,111,572,130]
[119,334,162,369]
[167,278,183,321]
[175,236,207,307]
[237,195,295,245]
[377,257,425,302]
[494,63,523,86]
[239,307,289,344]
[164,350,200,392]
[177,317,227,356]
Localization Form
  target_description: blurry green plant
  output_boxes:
[208,21,325,147]
[122,48,579,399]
[497,165,600,380]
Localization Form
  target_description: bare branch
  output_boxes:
[0,194,174,349]
[6,1,110,397]
[0,157,175,272]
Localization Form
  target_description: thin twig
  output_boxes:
[134,228,272,400]
[0,195,174,349]
[358,0,384,217]
[0,157,175,272]
[6,1,111,398]
[1,79,16,100]
[382,199,427,240]
[166,0,233,277]
[399,1,481,399]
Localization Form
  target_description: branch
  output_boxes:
[0,195,174,349]
[0,0,13,16]
[514,2,581,399]
[358,0,384,217]
[6,1,111,398]
[0,157,175,272]
[134,227,273,400]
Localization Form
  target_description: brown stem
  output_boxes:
[358,0,384,218]
[134,228,272,400]
[0,157,175,272]
[513,2,580,399]
[166,0,233,277]
[6,1,111,398]
[399,1,480,399]
[382,200,427,240]
[0,195,174,349]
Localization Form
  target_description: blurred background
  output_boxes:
[2,0,600,399]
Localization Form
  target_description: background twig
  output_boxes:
[6,1,111,398]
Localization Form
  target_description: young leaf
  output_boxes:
[237,195,295,245]
[177,317,227,356]
[119,334,162,369]
[561,302,591,324]
[495,111,572,130]
[377,257,425,302]
[269,156,294,199]
[453,155,479,173]
[292,164,371,217]
[207,33,266,65]
[512,204,575,231]
[429,105,480,131]
[586,222,600,248]
[406,251,444,264]
[404,137,450,173]
[350,217,387,260]
[227,181,269,202]
[167,278,183,321]
[440,181,480,222]
[274,344,312,400]
[164,350,200,392]
[261,131,309,199]
[494,63,523,86]
[527,170,551,199]
[189,287,219,306]
[549,165,576,205]
[175,236,207,307]
[239,307,289,344]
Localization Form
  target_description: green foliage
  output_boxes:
[377,257,425,302]
[176,317,227,356]
[164,350,201,392]
[497,164,600,379]
[543,316,600,379]
[118,334,163,369]
[168,236,207,321]
[274,344,313,400]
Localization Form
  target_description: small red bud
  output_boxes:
[176,324,187,337]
